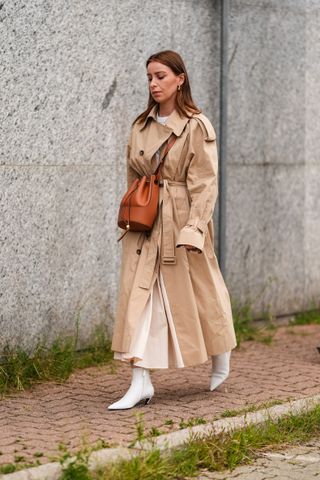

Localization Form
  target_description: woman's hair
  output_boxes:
[134,50,201,125]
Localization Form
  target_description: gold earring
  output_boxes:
[177,84,181,91]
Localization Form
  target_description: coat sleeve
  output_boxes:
[176,116,218,252]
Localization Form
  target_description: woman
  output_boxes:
[109,50,237,410]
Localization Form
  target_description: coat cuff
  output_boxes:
[176,225,205,252]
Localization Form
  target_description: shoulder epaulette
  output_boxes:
[192,114,216,141]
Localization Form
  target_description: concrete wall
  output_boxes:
[226,0,320,316]
[1,0,319,352]
[0,0,220,351]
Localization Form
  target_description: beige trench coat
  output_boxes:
[112,106,237,367]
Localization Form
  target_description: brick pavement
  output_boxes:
[194,439,320,479]
[0,324,319,468]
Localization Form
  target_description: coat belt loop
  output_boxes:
[161,179,176,265]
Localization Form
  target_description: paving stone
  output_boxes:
[0,324,319,467]
[196,439,320,479]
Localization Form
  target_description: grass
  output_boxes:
[290,307,320,326]
[58,441,93,480]
[129,415,208,448]
[1,298,319,396]
[0,323,114,396]
[232,299,320,347]
[130,413,146,445]
[0,458,42,475]
[2,405,320,478]
[179,417,207,429]
[0,439,112,476]
[130,404,286,448]
[0,293,276,398]
[99,404,320,479]
[232,299,276,346]
[220,399,285,418]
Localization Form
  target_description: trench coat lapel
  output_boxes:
[137,106,190,169]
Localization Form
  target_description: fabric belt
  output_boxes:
[137,178,187,290]
[160,179,187,265]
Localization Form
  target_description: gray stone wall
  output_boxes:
[1,0,319,352]
[226,0,320,316]
[0,0,219,351]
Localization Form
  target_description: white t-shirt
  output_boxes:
[156,113,169,125]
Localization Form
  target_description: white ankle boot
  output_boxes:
[108,366,154,410]
[210,351,231,391]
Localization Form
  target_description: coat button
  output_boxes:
[139,150,144,156]
[136,249,141,255]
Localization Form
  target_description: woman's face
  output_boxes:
[147,61,184,105]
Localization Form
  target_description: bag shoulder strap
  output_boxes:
[155,134,177,176]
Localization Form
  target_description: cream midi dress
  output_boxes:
[114,114,185,369]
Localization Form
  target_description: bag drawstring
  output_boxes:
[117,226,130,242]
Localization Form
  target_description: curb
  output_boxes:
[137,393,320,451]
[2,393,320,479]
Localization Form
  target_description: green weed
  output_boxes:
[13,455,25,463]
[0,464,17,474]
[5,405,317,479]
[33,451,44,458]
[232,300,256,344]
[102,404,320,479]
[220,399,284,418]
[59,442,92,480]
[128,413,146,447]
[232,297,320,347]
[148,427,163,437]
[290,308,320,326]
[164,419,174,426]
[0,323,114,396]
[232,300,276,346]
[179,417,207,429]
[0,459,42,475]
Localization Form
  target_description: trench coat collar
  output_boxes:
[138,105,190,137]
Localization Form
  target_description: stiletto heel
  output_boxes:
[144,397,152,405]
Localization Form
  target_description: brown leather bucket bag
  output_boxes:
[117,135,176,242]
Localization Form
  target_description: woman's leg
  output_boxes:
[210,350,231,391]
[108,365,154,410]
